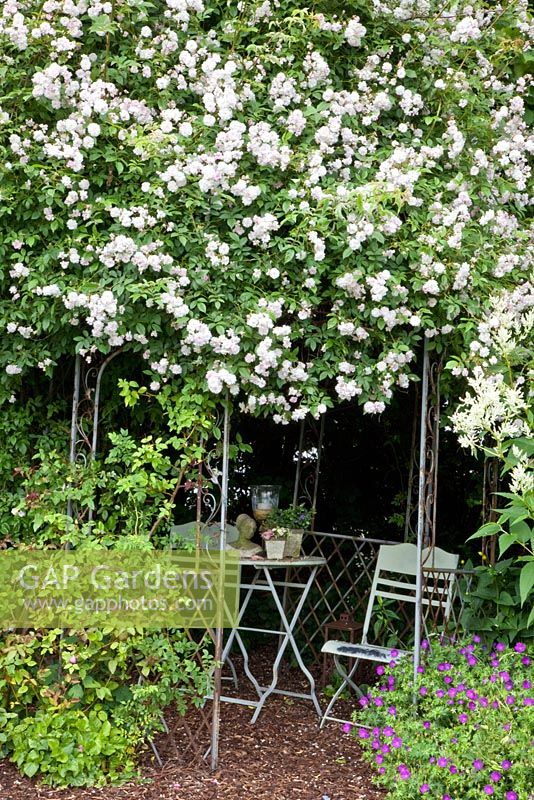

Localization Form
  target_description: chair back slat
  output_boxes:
[361,543,459,646]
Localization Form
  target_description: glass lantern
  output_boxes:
[250,485,280,523]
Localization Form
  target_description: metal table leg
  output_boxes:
[250,565,322,722]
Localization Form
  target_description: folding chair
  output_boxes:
[320,542,458,728]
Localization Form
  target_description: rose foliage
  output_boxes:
[1,0,533,424]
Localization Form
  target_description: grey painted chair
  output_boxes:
[320,542,459,728]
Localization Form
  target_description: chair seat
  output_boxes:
[321,640,409,662]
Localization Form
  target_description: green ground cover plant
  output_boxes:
[0,628,213,786]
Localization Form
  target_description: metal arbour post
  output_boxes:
[414,339,443,692]
[482,456,499,565]
[210,398,231,770]
[414,337,430,690]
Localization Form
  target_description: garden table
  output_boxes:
[215,555,326,723]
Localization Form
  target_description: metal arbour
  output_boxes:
[65,343,453,766]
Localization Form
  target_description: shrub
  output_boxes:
[353,637,534,800]
[0,628,213,786]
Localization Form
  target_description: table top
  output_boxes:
[239,555,326,568]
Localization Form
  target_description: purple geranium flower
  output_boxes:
[484,786,494,795]
[420,784,430,794]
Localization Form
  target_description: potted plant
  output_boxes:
[265,505,313,558]
[260,526,288,559]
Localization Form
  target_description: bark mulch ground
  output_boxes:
[0,648,385,800]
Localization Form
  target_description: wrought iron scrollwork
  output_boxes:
[198,409,225,527]
[292,415,325,529]
[67,350,121,527]
[422,355,442,548]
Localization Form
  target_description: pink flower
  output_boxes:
[69,655,77,664]
[261,529,274,541]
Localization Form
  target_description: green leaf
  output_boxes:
[89,14,117,35]
[498,533,519,557]
[510,520,532,542]
[519,560,534,606]
[67,683,84,700]
[24,762,39,777]
[498,591,515,606]
[467,522,501,540]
